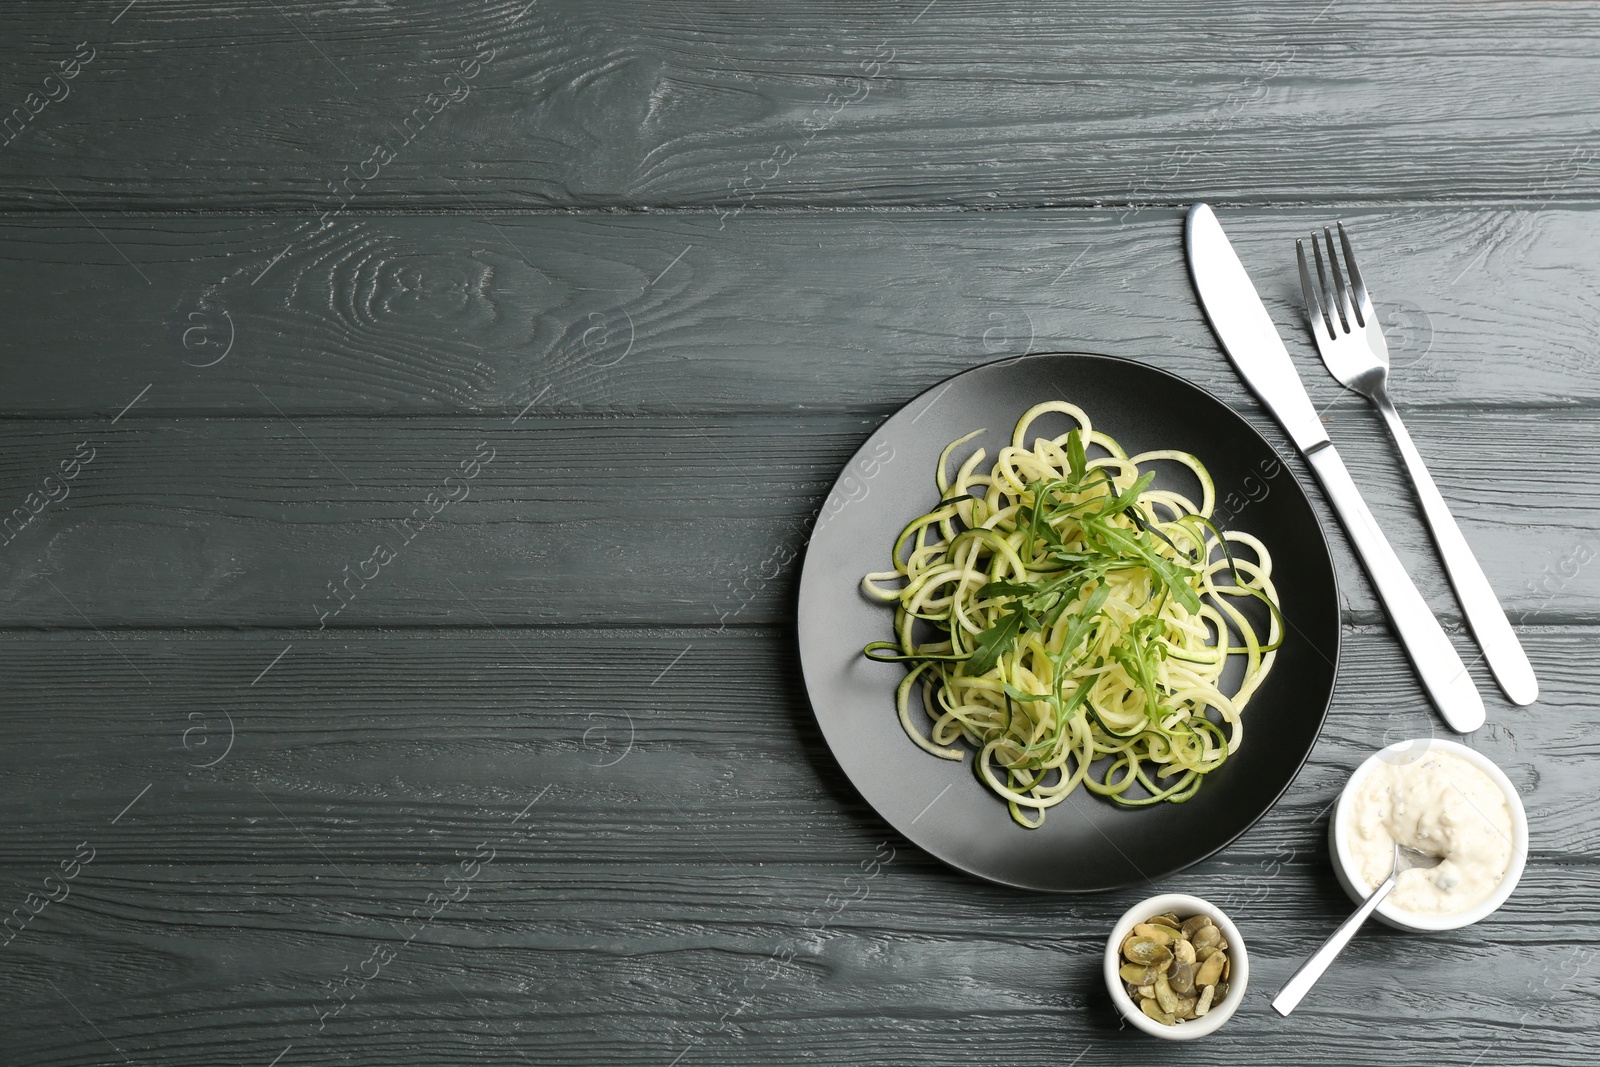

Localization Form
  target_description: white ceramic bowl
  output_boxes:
[1329,737,1528,932]
[1103,893,1248,1039]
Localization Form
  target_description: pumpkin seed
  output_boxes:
[1132,922,1175,945]
[1118,910,1238,1028]
[1194,950,1227,988]
[1154,972,1181,1014]
[1120,963,1158,985]
[1124,937,1173,967]
[1168,960,1196,996]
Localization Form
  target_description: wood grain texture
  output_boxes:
[0,625,1591,1064]
[0,626,1579,868]
[3,1,1599,1062]
[3,1,1600,211]
[0,206,1594,419]
[2,862,1595,1066]
[0,407,1585,628]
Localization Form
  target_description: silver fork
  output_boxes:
[1297,224,1537,706]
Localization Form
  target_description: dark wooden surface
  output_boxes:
[2,2,1597,1064]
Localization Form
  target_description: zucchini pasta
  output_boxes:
[862,401,1282,827]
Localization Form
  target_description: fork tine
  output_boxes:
[1336,221,1370,322]
[1296,238,1331,340]
[1323,226,1360,331]
[1310,230,1345,333]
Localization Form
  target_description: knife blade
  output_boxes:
[1185,202,1485,734]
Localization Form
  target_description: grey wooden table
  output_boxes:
[2,2,1596,1064]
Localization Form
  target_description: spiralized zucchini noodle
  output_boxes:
[861,401,1283,828]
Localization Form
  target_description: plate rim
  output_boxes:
[795,350,1344,892]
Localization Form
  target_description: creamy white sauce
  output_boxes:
[1345,750,1514,915]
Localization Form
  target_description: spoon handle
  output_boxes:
[1271,873,1398,1016]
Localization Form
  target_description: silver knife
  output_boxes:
[1185,202,1484,734]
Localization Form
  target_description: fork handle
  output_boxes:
[1370,387,1538,706]
[1306,444,1486,732]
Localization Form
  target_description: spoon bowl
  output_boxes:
[1393,843,1444,879]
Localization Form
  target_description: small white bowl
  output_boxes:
[1329,737,1528,932]
[1103,893,1249,1039]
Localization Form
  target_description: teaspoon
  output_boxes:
[1271,843,1443,1015]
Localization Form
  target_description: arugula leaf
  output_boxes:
[968,604,1030,675]
[1146,556,1202,614]
[1065,428,1088,485]
[1052,582,1111,658]
[1059,673,1096,722]
[1111,639,1160,717]
[977,579,1040,602]
[1019,480,1046,547]
[1084,520,1203,615]
[1100,471,1156,519]
[1129,506,1200,565]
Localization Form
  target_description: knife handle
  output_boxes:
[1306,444,1486,733]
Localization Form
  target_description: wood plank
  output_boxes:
[3,1,1600,210]
[1,206,1594,419]
[0,626,1583,869]
[0,630,1588,1057]
[1,859,1594,1065]
[0,408,1588,627]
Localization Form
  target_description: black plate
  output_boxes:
[796,353,1340,892]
